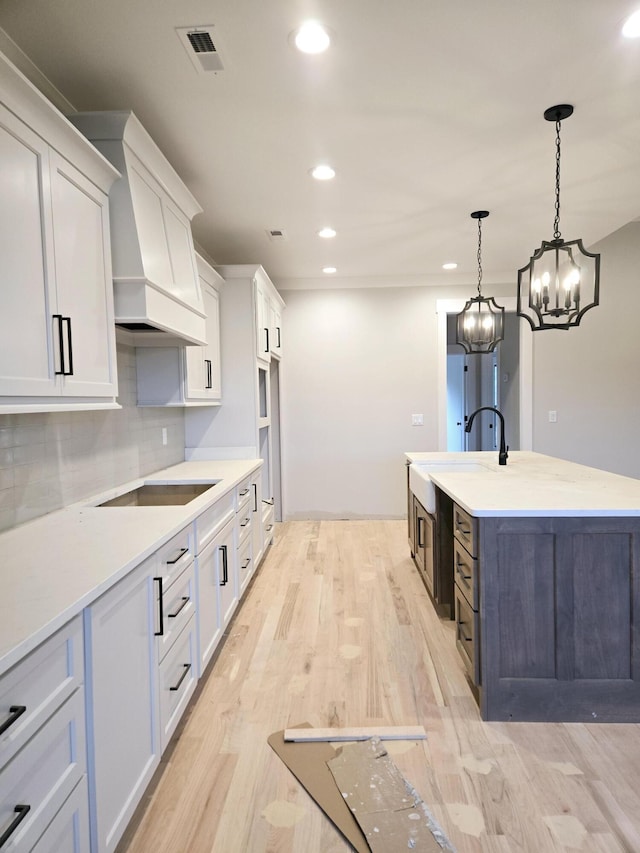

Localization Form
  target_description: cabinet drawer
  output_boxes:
[156,562,196,663]
[453,503,477,556]
[0,616,83,772]
[237,509,252,548]
[195,492,235,554]
[263,503,275,547]
[236,477,252,513]
[238,537,252,594]
[0,689,86,852]
[30,776,90,853]
[155,525,195,589]
[455,586,480,686]
[453,539,478,610]
[158,620,197,753]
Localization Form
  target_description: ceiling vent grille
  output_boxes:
[176,27,224,74]
[267,229,288,242]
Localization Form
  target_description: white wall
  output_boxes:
[532,221,640,478]
[280,282,513,519]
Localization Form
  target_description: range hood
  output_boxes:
[69,111,207,346]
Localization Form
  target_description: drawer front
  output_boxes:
[238,537,253,594]
[31,776,90,853]
[195,492,235,554]
[237,508,252,548]
[0,689,86,852]
[156,562,196,663]
[236,477,252,514]
[0,616,83,772]
[453,539,478,610]
[158,620,197,753]
[453,503,477,556]
[263,504,275,547]
[455,586,480,686]
[155,525,195,589]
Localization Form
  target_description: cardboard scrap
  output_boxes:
[284,725,427,743]
[327,738,455,853]
[267,725,370,852]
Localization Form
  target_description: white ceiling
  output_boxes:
[1,0,640,288]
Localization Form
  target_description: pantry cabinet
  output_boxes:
[0,55,119,413]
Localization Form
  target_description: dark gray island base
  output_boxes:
[476,513,640,722]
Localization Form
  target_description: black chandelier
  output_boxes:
[456,210,504,354]
[517,105,600,331]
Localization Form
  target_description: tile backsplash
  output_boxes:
[0,344,185,532]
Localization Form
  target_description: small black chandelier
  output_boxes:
[456,210,505,354]
[517,104,600,331]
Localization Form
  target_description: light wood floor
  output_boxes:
[118,520,640,853]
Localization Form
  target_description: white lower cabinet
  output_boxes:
[30,778,90,853]
[84,557,159,853]
[158,619,197,753]
[196,517,237,677]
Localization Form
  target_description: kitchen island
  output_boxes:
[406,451,640,723]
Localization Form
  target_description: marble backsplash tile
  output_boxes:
[0,344,186,531]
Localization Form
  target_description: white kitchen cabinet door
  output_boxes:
[184,281,221,402]
[270,299,283,359]
[196,517,237,676]
[0,103,57,397]
[49,151,117,398]
[251,469,263,568]
[84,558,159,853]
[255,277,271,363]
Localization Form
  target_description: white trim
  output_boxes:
[436,298,533,451]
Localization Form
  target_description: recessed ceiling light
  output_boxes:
[310,164,335,181]
[293,21,331,54]
[323,266,337,274]
[318,227,336,239]
[442,262,458,270]
[622,10,640,37]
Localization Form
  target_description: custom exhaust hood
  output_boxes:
[69,111,207,346]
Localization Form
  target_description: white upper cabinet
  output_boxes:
[0,54,119,413]
[135,254,223,406]
[69,111,207,347]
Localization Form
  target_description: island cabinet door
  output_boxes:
[478,516,640,723]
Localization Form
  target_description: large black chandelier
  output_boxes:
[456,210,504,354]
[517,105,600,331]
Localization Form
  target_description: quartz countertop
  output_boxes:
[0,459,261,676]
[406,451,640,518]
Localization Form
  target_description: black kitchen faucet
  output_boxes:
[465,406,509,466]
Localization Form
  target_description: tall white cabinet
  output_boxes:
[0,54,120,413]
[185,264,285,542]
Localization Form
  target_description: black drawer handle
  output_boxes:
[456,561,472,582]
[239,488,250,497]
[169,664,191,692]
[154,577,164,636]
[0,705,26,737]
[220,544,228,586]
[168,596,190,619]
[166,547,189,565]
[266,524,274,532]
[262,498,274,506]
[241,558,251,570]
[0,804,31,847]
[240,517,250,528]
[457,620,473,643]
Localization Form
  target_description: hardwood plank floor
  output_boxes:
[118,520,640,853]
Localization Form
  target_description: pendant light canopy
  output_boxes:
[517,105,600,331]
[456,210,505,355]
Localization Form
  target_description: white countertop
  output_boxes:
[406,451,640,518]
[0,459,261,677]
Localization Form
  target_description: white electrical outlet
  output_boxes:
[412,414,424,426]
[548,411,557,423]
[162,427,168,445]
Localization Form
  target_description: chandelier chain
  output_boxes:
[477,218,483,296]
[553,119,562,240]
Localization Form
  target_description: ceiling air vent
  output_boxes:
[176,26,224,74]
[267,229,288,242]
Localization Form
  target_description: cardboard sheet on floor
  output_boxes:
[326,738,452,852]
[267,725,370,852]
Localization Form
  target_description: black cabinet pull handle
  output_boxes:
[276,326,281,348]
[262,498,274,506]
[240,517,250,528]
[64,317,74,376]
[53,314,65,375]
[252,483,258,513]
[264,327,270,353]
[239,487,250,497]
[417,516,424,548]
[204,359,212,389]
[154,577,164,636]
[0,705,26,737]
[166,547,188,565]
[168,596,190,619]
[169,664,191,692]
[241,558,251,570]
[455,561,472,581]
[220,544,228,586]
[0,804,30,847]
[266,524,274,532]
[457,620,472,643]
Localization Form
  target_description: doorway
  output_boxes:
[436,298,533,451]
[447,350,499,451]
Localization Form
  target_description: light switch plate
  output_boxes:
[548,410,557,423]
[411,414,424,426]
